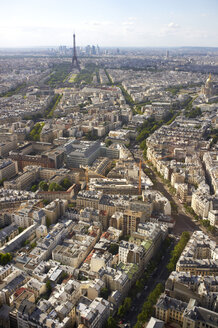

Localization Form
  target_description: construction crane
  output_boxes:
[138,160,141,195]
[85,168,89,190]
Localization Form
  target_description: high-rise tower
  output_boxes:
[72,33,81,71]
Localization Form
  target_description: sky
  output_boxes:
[0,0,218,48]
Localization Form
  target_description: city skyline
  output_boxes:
[0,0,218,48]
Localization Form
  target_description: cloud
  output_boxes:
[122,21,134,26]
[183,28,208,39]
[158,22,181,37]
[83,20,113,27]
[200,13,208,17]
[167,22,180,29]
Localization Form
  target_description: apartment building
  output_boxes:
[176,231,218,276]
[4,166,39,191]
[52,234,96,268]
[155,294,218,328]
[122,209,144,235]
[0,160,18,181]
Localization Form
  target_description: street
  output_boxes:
[120,147,213,328]
[123,240,176,327]
[130,148,201,235]
[151,173,200,235]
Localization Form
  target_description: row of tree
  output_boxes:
[208,128,218,148]
[184,203,217,235]
[136,96,198,159]
[0,82,26,98]
[46,62,72,87]
[74,63,98,84]
[185,107,202,118]
[32,178,72,192]
[44,94,62,118]
[118,84,134,106]
[105,237,172,328]
[134,283,164,328]
[167,231,190,272]
[28,122,45,141]
[200,219,216,234]
[117,297,132,318]
[104,69,113,84]
[136,110,176,147]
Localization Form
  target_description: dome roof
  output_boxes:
[206,73,212,85]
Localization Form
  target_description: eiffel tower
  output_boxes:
[72,33,81,72]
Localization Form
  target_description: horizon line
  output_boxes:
[0,45,218,50]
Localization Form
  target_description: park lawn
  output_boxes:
[68,74,77,83]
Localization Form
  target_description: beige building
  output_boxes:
[0,139,17,157]
[165,271,218,312]
[0,160,18,181]
[191,190,213,219]
[100,267,129,296]
[43,199,68,224]
[176,231,218,277]
[177,183,192,203]
[208,209,218,227]
[10,288,35,309]
[0,224,19,247]
[118,240,145,266]
[122,209,144,235]
[155,294,186,326]
[4,166,39,190]
[25,278,46,298]
[52,234,96,268]
[87,279,105,300]
[76,190,102,210]
[36,225,48,239]
[156,294,218,328]
[203,152,218,196]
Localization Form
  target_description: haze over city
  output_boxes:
[0,1,218,328]
[1,0,218,48]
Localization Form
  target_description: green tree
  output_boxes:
[200,219,210,228]
[61,178,72,190]
[123,297,131,312]
[46,217,51,228]
[136,279,144,291]
[140,140,147,150]
[106,316,117,328]
[117,305,125,318]
[0,178,6,186]
[39,181,48,191]
[24,240,30,246]
[167,232,190,272]
[105,139,112,147]
[48,182,63,191]
[208,225,215,233]
[46,280,52,292]
[108,243,119,255]
[134,283,164,327]
[28,122,45,141]
[18,227,24,234]
[31,242,36,249]
[31,184,38,192]
[100,287,110,300]
[0,253,12,266]
[137,311,147,323]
